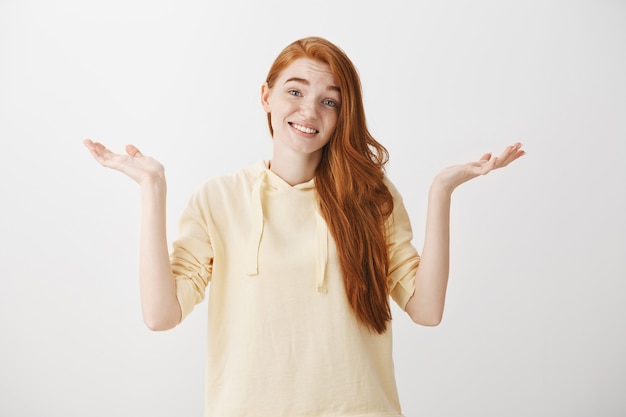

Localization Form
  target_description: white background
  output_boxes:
[1,1,625,416]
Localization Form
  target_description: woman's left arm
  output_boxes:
[404,142,525,326]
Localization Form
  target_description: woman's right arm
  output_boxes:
[84,139,181,330]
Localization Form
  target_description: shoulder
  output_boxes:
[186,161,267,206]
[195,161,266,192]
[383,175,404,202]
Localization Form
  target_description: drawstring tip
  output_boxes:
[247,258,259,276]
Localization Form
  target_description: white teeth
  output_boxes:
[291,123,318,134]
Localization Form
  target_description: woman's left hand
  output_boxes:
[434,142,525,193]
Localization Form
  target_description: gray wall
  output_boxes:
[1,0,624,416]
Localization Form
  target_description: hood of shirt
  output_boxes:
[245,160,329,293]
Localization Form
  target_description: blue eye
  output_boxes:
[323,99,337,107]
[288,90,302,97]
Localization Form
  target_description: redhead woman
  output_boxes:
[84,36,524,417]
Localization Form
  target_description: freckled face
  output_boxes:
[261,58,341,159]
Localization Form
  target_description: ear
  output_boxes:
[261,83,271,113]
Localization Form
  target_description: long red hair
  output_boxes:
[265,37,394,333]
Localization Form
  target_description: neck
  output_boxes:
[269,148,322,186]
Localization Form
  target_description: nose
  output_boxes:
[298,97,318,119]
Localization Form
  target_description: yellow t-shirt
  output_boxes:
[171,161,420,417]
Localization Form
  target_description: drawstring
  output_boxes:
[315,209,328,293]
[247,170,267,275]
[247,166,328,293]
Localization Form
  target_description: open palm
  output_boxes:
[436,142,525,192]
[83,139,165,186]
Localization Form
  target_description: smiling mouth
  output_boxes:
[289,122,319,134]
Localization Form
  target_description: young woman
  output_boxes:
[84,37,524,417]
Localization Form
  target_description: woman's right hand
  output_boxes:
[84,139,179,330]
[83,139,165,187]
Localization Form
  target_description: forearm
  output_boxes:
[404,143,525,325]
[139,178,181,331]
[405,179,452,326]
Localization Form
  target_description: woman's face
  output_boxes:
[262,57,341,160]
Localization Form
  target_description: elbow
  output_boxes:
[144,319,176,332]
[409,311,443,327]
[413,314,442,327]
[405,300,444,326]
[142,309,180,332]
[405,292,445,327]
[144,316,178,331]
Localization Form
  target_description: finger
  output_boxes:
[486,156,499,173]
[83,139,107,160]
[479,152,492,162]
[497,143,524,167]
[125,144,143,158]
[84,139,108,153]
[83,139,97,154]
[83,138,101,153]
[488,144,514,167]
[476,153,500,175]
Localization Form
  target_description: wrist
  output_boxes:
[430,173,456,197]
[140,173,167,196]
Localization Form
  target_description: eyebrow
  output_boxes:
[284,77,341,93]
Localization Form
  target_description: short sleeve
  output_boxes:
[170,188,214,322]
[385,178,420,310]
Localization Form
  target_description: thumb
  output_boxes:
[125,144,143,158]
[479,152,492,162]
